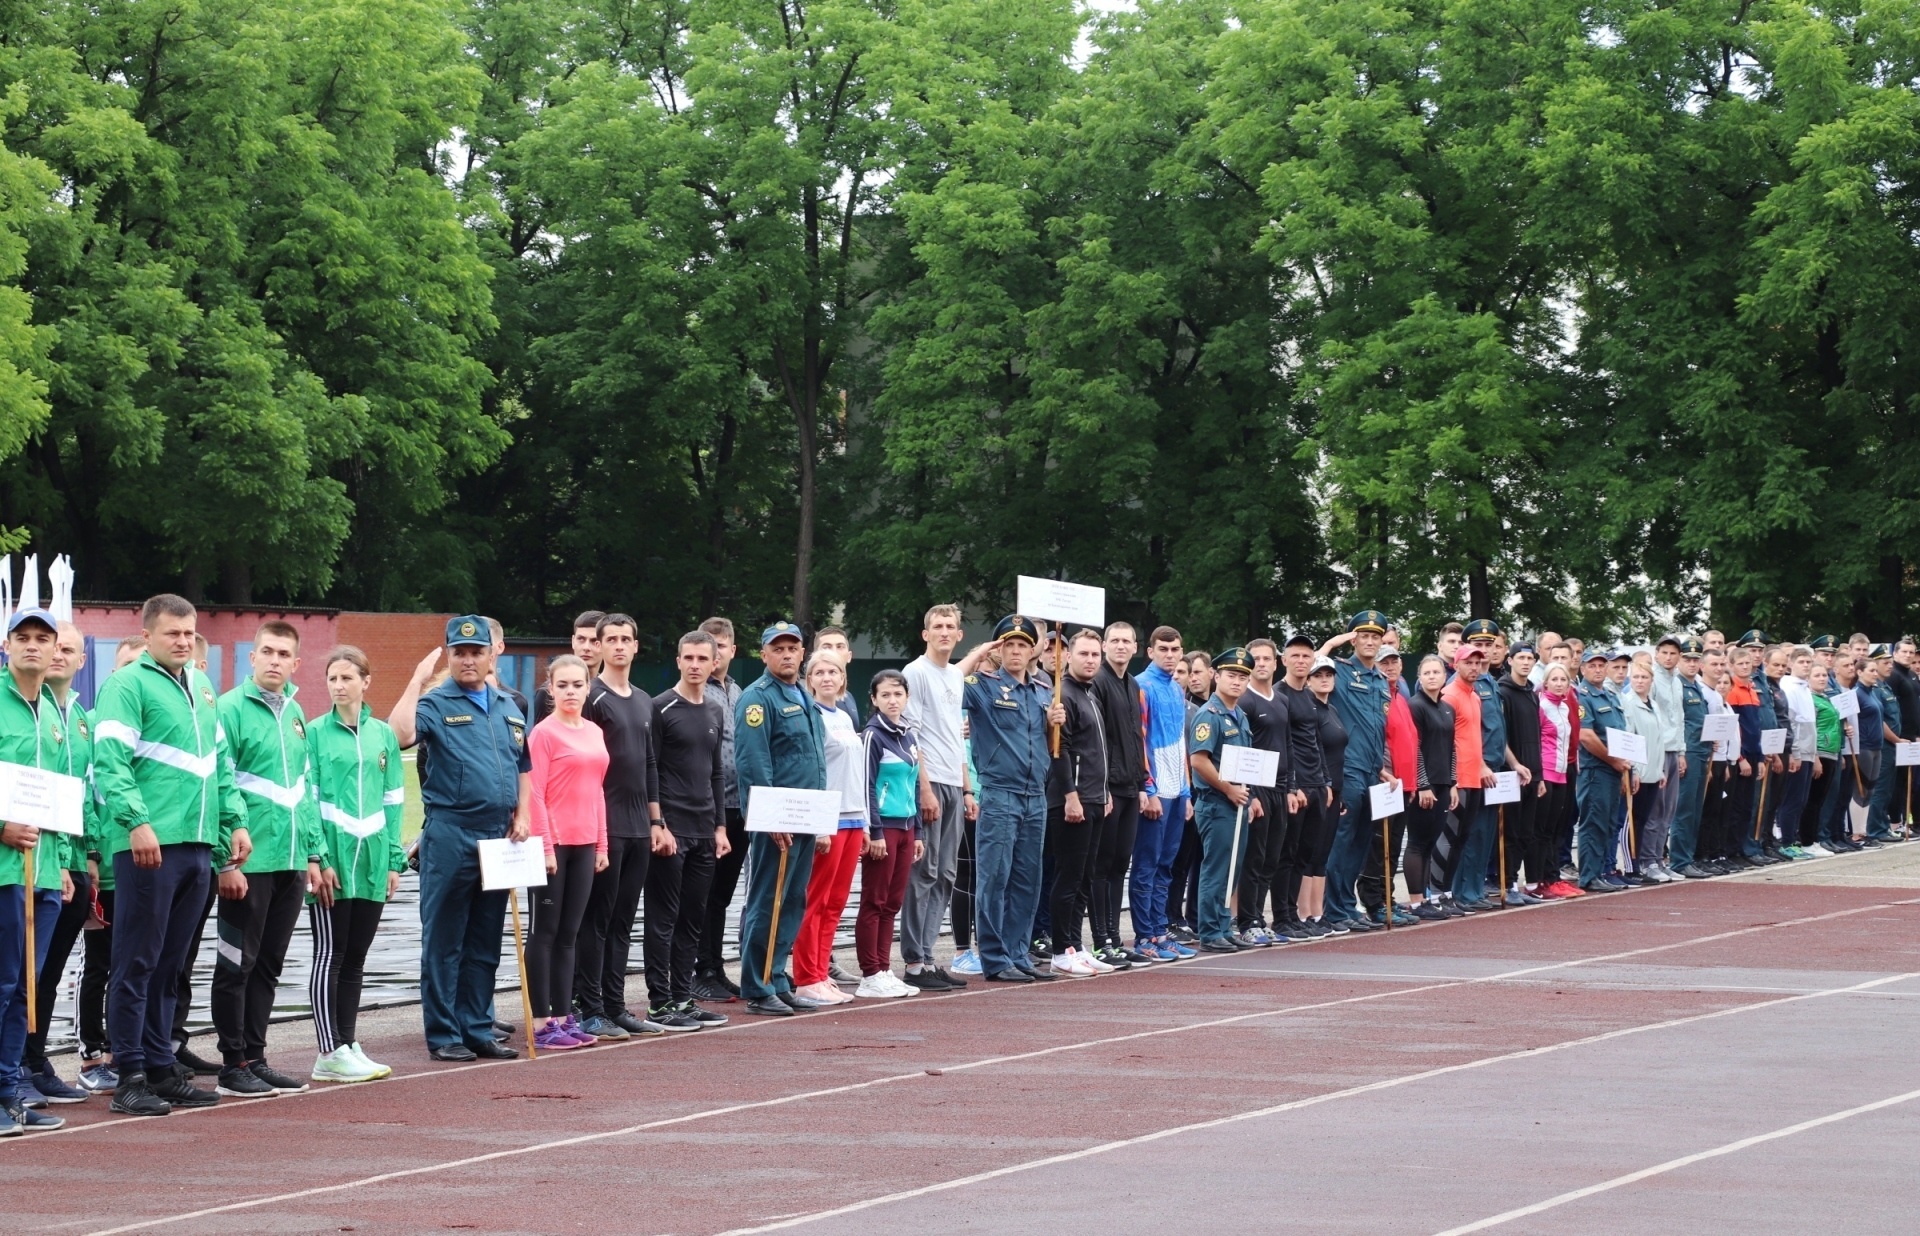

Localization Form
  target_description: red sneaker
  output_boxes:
[1550,880,1585,897]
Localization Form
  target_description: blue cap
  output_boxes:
[1869,642,1893,661]
[1347,609,1389,635]
[1734,628,1769,648]
[5,607,56,636]
[1463,618,1503,641]
[760,621,804,646]
[1582,648,1610,664]
[446,615,490,647]
[1809,634,1837,651]
[992,615,1041,645]
[1679,637,1705,657]
[1609,646,1632,661]
[1212,646,1254,674]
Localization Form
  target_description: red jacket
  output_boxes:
[1385,689,1418,788]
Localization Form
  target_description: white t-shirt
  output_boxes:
[818,702,868,823]
[903,654,966,787]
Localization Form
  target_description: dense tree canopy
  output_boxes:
[4,0,1920,648]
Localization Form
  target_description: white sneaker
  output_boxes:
[310,1046,378,1084]
[879,972,919,998]
[1050,950,1096,978]
[854,973,906,999]
[797,980,853,1005]
[1804,843,1834,857]
[347,1043,391,1079]
[1079,949,1115,973]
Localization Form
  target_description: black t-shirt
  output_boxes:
[652,687,726,839]
[1240,683,1294,781]
[585,678,660,837]
[1888,663,1920,739]
[1275,681,1327,790]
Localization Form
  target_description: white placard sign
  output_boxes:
[1759,728,1788,755]
[1834,689,1860,720]
[1014,576,1106,628]
[0,763,84,835]
[478,838,548,891]
[1605,728,1648,765]
[744,786,843,836]
[1484,770,1521,805]
[1897,742,1920,767]
[1368,780,1404,820]
[1218,745,1280,788]
[1699,713,1738,745]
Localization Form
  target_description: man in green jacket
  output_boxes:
[93,594,248,1117]
[1,606,77,1135]
[209,620,323,1097]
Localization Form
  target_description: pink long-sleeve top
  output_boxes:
[529,715,610,857]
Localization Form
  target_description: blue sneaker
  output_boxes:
[29,1062,88,1105]
[78,1063,118,1094]
[13,1076,46,1109]
[950,949,983,976]
[1161,936,1196,959]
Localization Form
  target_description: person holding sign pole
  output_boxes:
[526,656,610,1052]
[388,615,532,1062]
[1861,646,1899,844]
[1668,639,1713,877]
[1233,639,1290,946]
[1723,645,1769,868]
[1318,610,1393,935]
[734,622,829,1016]
[1188,648,1259,954]
[1620,661,1663,882]
[1360,647,1418,925]
[1453,620,1520,911]
[963,615,1063,984]
[1043,630,1111,978]
[0,607,74,1134]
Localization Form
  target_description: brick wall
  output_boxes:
[337,612,455,715]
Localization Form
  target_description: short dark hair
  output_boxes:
[700,616,735,641]
[573,609,606,632]
[256,619,300,649]
[814,625,849,646]
[1104,621,1136,640]
[1247,638,1278,658]
[869,668,909,699]
[677,629,717,655]
[141,593,195,629]
[1149,626,1182,648]
[596,612,638,639]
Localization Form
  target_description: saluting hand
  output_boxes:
[411,646,443,686]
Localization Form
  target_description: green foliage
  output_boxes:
[1,0,1918,647]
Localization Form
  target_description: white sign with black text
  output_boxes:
[478,838,548,891]
[1218,745,1280,788]
[1014,576,1106,628]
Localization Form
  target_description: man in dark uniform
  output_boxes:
[734,622,828,1017]
[1191,648,1261,953]
[390,615,532,1061]
[1234,638,1289,945]
[964,616,1065,984]
[1574,648,1628,893]
[1319,610,1392,933]
[1669,638,1714,877]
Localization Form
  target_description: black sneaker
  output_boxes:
[678,1000,728,1026]
[690,971,739,1002]
[216,1066,275,1098]
[152,1066,220,1108]
[111,1073,171,1117]
[1096,946,1133,970]
[902,968,954,991]
[1169,926,1200,944]
[648,1005,702,1032]
[743,996,794,1016]
[612,1010,665,1036]
[173,1042,221,1077]
[250,1060,310,1093]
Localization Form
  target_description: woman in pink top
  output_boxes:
[527,655,610,1050]
[1533,663,1583,899]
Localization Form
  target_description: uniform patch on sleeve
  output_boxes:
[745,703,765,728]
[1194,722,1211,743]
[964,674,978,685]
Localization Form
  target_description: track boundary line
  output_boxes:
[72,897,1919,1233]
[713,970,1919,1234]
[1429,1085,1920,1234]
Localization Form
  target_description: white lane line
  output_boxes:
[1430,1085,1920,1234]
[83,897,1919,1235]
[716,970,1918,1235]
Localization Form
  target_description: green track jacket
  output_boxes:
[0,667,72,888]
[308,704,407,902]
[93,654,245,862]
[218,677,322,874]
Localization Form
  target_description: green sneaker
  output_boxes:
[347,1043,391,1079]
[310,1046,378,1083]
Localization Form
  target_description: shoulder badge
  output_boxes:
[1579,702,1592,724]
[1194,721,1211,743]
[964,674,978,685]
[745,703,765,728]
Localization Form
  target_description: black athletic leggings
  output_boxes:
[529,844,597,1018]
[309,897,386,1053]
[952,814,978,950]
[1089,791,1138,948]
[1237,787,1288,930]
[1299,790,1339,879]
[1534,781,1570,886]
[80,888,114,1057]
[1404,792,1454,898]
